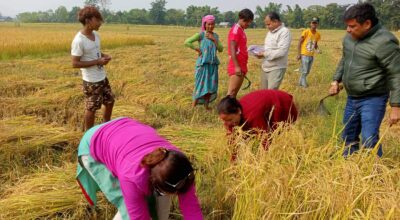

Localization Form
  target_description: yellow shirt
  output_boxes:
[300,29,321,56]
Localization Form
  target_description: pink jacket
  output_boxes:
[90,117,203,220]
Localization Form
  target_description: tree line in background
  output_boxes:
[10,0,400,30]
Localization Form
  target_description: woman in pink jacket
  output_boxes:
[76,117,203,220]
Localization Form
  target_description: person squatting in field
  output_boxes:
[226,9,254,98]
[184,14,223,110]
[328,3,400,157]
[71,6,114,130]
[76,117,203,220]
[217,90,298,159]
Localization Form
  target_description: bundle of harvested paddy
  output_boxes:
[0,163,84,219]
[0,115,80,153]
[0,163,116,219]
[0,116,80,182]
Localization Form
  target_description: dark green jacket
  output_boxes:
[333,23,400,107]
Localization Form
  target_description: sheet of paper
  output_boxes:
[248,45,265,56]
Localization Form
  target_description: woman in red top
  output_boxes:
[217,90,298,135]
[227,9,254,98]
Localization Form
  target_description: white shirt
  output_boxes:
[262,24,292,72]
[71,31,106,82]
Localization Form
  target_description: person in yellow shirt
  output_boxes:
[296,17,321,88]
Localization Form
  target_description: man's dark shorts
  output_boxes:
[82,78,115,112]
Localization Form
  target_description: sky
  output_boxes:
[0,0,358,17]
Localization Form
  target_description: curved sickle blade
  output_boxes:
[242,75,252,90]
[318,94,332,116]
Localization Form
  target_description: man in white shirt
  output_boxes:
[71,6,114,130]
[256,12,291,89]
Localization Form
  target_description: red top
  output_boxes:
[227,23,248,75]
[239,90,298,132]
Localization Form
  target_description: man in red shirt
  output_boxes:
[217,90,298,135]
[227,9,254,97]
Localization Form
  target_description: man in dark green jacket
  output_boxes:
[329,3,400,157]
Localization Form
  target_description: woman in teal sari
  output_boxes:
[184,15,223,110]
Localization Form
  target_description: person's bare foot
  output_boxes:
[192,100,198,107]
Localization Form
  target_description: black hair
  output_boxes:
[239,9,254,22]
[344,3,378,27]
[266,12,281,22]
[142,148,194,194]
[217,95,242,114]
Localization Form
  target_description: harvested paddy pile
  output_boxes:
[0,116,80,186]
[0,163,116,219]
